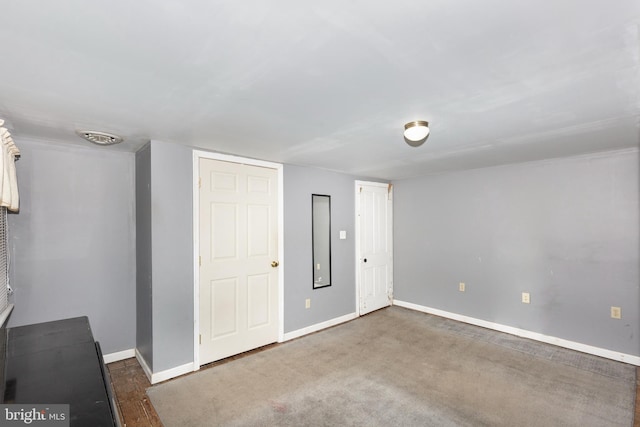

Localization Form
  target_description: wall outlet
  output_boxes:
[305,298,311,309]
[522,292,530,304]
[459,282,465,292]
[611,306,621,319]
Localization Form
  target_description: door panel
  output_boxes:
[211,204,237,259]
[247,274,270,328]
[199,158,279,365]
[210,278,237,338]
[247,205,270,257]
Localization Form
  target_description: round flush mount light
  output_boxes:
[404,121,430,147]
[76,130,124,146]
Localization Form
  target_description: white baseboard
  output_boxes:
[150,362,194,384]
[393,300,640,366]
[283,312,358,342]
[135,349,194,384]
[135,349,153,383]
[103,348,136,364]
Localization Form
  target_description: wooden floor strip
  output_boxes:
[107,359,163,427]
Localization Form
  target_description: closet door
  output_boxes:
[356,181,393,315]
[199,158,279,365]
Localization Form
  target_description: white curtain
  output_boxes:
[0,119,19,212]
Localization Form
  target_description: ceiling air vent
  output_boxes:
[76,130,123,146]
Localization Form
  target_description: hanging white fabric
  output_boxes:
[0,119,19,212]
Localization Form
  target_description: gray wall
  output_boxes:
[9,135,635,373]
[7,138,136,354]
[134,140,194,373]
[149,140,194,372]
[135,143,153,367]
[394,149,639,356]
[283,165,357,332]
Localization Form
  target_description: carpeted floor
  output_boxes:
[147,306,636,426]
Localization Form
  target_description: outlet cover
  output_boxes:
[459,282,465,292]
[611,306,621,319]
[522,292,530,304]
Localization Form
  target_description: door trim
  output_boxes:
[354,180,393,316]
[192,150,284,370]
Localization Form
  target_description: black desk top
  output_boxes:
[3,317,116,427]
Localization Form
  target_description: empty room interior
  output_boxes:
[0,1,638,426]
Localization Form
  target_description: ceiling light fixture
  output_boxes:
[404,121,429,147]
[76,130,123,146]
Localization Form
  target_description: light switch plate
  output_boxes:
[339,230,347,239]
[611,306,621,319]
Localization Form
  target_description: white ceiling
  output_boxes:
[0,1,638,180]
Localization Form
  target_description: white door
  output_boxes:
[199,158,279,365]
[356,181,393,315]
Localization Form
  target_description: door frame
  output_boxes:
[192,150,284,370]
[354,180,393,316]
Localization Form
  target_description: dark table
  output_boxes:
[2,316,119,426]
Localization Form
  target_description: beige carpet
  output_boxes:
[148,306,636,426]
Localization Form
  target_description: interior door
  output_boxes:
[356,181,393,315]
[199,158,279,365]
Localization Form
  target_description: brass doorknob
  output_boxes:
[271,261,279,268]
